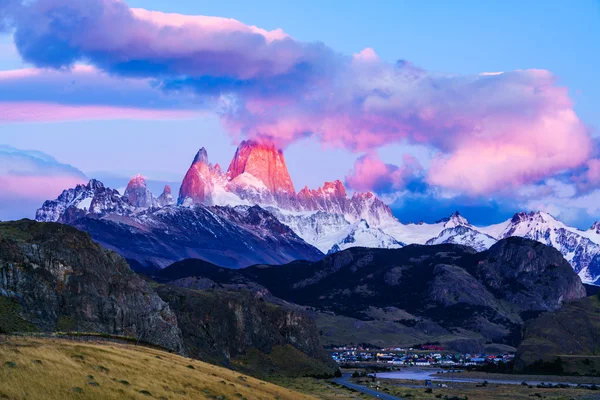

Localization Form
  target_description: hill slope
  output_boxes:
[516,293,600,375]
[158,238,586,351]
[0,219,183,351]
[0,337,313,400]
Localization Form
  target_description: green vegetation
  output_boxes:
[232,345,338,380]
[0,296,38,334]
[56,316,77,332]
[0,219,85,243]
[0,337,313,400]
[516,293,600,375]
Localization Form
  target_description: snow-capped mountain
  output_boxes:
[269,208,403,254]
[478,212,600,284]
[123,174,154,208]
[426,225,497,252]
[35,141,600,284]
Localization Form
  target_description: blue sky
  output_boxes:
[0,0,599,226]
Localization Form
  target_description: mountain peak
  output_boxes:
[227,140,295,195]
[87,179,105,191]
[179,149,218,206]
[510,211,559,225]
[192,147,209,165]
[158,185,175,207]
[127,174,147,188]
[124,174,153,208]
[436,211,470,228]
[589,221,600,233]
[322,180,347,198]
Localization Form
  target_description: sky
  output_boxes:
[0,0,599,227]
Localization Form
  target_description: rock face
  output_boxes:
[227,140,296,196]
[36,179,132,224]
[156,285,338,377]
[157,185,175,207]
[178,148,223,206]
[480,211,600,284]
[123,174,154,208]
[0,220,183,352]
[157,237,586,350]
[468,237,587,310]
[70,205,323,270]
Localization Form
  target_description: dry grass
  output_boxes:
[271,377,369,400]
[0,337,315,400]
[354,378,600,400]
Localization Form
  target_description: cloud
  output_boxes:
[0,65,201,121]
[0,146,87,220]
[345,154,423,194]
[0,0,593,196]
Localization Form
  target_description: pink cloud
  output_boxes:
[0,102,197,123]
[228,67,590,195]
[345,154,423,193]
[1,0,594,196]
[0,175,86,199]
[130,8,288,42]
[0,65,201,121]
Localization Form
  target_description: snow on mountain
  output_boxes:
[581,221,600,245]
[36,179,133,224]
[380,212,473,245]
[123,174,154,208]
[34,141,600,284]
[178,148,223,206]
[327,220,404,254]
[478,211,600,284]
[269,208,402,254]
[426,225,497,251]
[157,185,175,207]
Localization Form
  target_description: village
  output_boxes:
[330,345,515,367]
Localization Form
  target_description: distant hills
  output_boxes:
[155,237,586,352]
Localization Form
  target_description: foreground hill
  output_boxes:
[516,292,600,375]
[155,285,338,378]
[0,336,312,400]
[0,220,336,379]
[158,238,586,351]
[0,219,183,351]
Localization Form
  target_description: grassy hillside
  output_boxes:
[0,337,314,400]
[516,293,600,375]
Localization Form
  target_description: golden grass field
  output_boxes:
[351,377,600,400]
[0,337,315,400]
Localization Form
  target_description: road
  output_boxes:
[333,374,403,400]
[377,369,597,387]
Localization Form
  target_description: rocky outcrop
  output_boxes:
[0,220,184,352]
[157,185,175,207]
[123,174,154,208]
[227,140,296,196]
[36,179,132,224]
[71,204,323,270]
[178,148,223,206]
[156,285,337,377]
[467,237,587,310]
[158,238,586,350]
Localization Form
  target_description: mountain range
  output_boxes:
[155,237,586,352]
[36,140,600,284]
